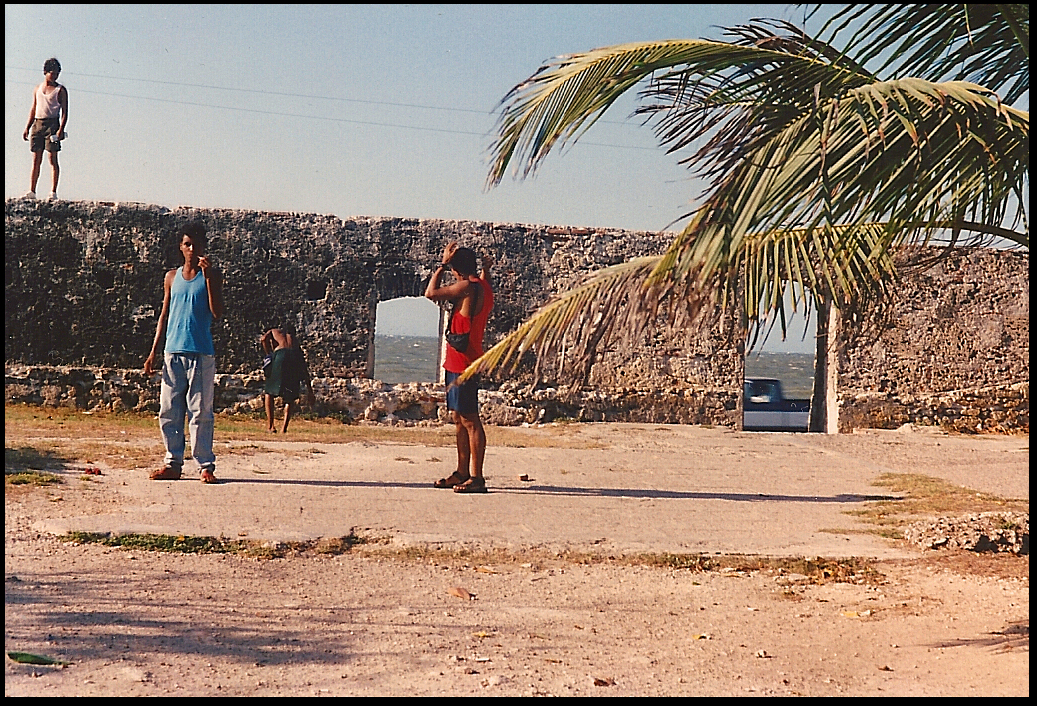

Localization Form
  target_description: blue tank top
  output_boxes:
[165,267,214,355]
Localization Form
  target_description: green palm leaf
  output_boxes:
[653,78,1028,299]
[481,5,1028,388]
[460,223,895,384]
[459,256,694,385]
[488,36,871,187]
[814,4,1029,103]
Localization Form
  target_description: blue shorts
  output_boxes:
[445,371,480,415]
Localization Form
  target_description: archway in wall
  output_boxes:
[373,296,442,383]
[743,288,816,432]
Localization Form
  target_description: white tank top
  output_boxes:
[35,82,63,119]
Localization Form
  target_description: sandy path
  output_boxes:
[5,421,1029,696]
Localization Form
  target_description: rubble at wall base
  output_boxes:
[4,364,739,428]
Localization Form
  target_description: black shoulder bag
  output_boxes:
[445,284,471,353]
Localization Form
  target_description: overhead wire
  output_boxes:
[5,67,657,151]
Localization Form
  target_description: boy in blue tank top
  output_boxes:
[144,221,225,483]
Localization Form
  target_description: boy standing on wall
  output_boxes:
[144,221,225,484]
[22,57,69,201]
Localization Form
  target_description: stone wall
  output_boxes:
[837,247,1028,433]
[5,199,741,426]
[4,199,1027,431]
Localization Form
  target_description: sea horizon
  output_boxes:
[374,334,816,397]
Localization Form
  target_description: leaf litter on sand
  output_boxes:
[8,651,71,666]
[447,586,475,600]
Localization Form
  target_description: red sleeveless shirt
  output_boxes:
[443,277,494,374]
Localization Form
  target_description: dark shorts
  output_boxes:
[264,348,300,402]
[445,371,480,416]
[30,118,61,153]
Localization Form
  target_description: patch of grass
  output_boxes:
[6,445,68,487]
[65,532,244,554]
[58,526,881,583]
[848,472,1029,539]
[6,402,609,455]
[63,531,369,559]
[314,533,368,554]
[5,404,157,435]
[608,552,881,584]
[351,541,880,584]
[6,470,63,486]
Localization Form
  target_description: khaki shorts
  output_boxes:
[30,117,61,153]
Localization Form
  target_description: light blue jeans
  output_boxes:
[159,353,216,473]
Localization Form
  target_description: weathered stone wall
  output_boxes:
[5,200,1027,431]
[837,247,1029,433]
[5,199,741,425]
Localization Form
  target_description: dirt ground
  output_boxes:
[4,412,1029,697]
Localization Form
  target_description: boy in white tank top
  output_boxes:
[21,57,69,201]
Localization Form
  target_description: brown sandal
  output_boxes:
[200,470,218,484]
[434,471,470,489]
[453,477,487,494]
[149,467,182,481]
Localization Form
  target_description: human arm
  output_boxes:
[57,86,68,140]
[424,267,471,303]
[302,360,316,406]
[481,253,494,287]
[197,257,224,319]
[23,89,37,140]
[260,330,275,355]
[424,241,470,303]
[144,270,175,374]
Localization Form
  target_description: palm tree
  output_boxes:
[468,4,1028,432]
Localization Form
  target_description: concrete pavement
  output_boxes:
[38,423,1029,559]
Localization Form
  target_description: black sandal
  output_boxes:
[453,477,487,494]
[434,471,469,489]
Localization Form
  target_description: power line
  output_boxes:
[5,66,641,126]
[5,75,658,151]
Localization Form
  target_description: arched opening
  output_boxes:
[372,296,442,383]
[743,288,816,432]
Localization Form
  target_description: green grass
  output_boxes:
[5,470,63,486]
[63,531,369,559]
[59,529,879,583]
[846,472,1029,539]
[5,446,67,486]
[5,402,607,450]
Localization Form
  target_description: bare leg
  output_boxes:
[48,151,60,194]
[457,412,486,479]
[281,400,296,434]
[264,394,276,432]
[30,151,44,193]
[453,411,471,476]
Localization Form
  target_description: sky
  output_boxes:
[6,4,822,351]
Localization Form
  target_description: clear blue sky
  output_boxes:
[5,4,818,351]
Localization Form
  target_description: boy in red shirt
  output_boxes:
[425,242,494,493]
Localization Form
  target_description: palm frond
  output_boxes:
[482,8,1028,391]
[458,256,713,386]
[487,37,871,187]
[459,221,900,383]
[812,4,1029,103]
[637,19,876,184]
[651,78,1029,296]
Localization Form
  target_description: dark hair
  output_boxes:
[43,58,61,74]
[177,220,207,251]
[448,247,478,276]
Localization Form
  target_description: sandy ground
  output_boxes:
[4,419,1029,696]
